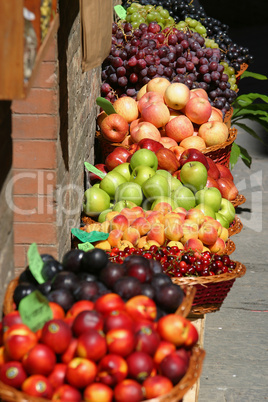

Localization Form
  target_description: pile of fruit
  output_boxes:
[0,251,203,401]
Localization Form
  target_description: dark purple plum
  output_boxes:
[41,259,62,282]
[148,259,163,275]
[99,262,126,289]
[13,282,37,308]
[123,255,150,269]
[37,280,52,296]
[113,276,142,300]
[77,272,98,282]
[140,283,155,299]
[81,249,109,274]
[154,283,184,313]
[62,249,85,273]
[51,271,80,293]
[126,263,153,283]
[18,267,38,285]
[74,281,99,301]
[151,273,173,291]
[47,289,74,312]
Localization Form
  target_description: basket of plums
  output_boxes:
[1,248,205,402]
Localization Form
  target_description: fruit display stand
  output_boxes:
[201,127,237,167]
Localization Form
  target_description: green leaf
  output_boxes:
[71,228,109,243]
[78,242,94,252]
[84,162,106,179]
[233,93,268,108]
[114,5,127,20]
[232,122,265,142]
[233,114,268,131]
[19,291,53,332]
[230,143,241,169]
[238,145,252,168]
[96,97,116,115]
[27,243,45,284]
[240,71,267,80]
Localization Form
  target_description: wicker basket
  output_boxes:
[202,127,237,167]
[228,216,243,237]
[223,107,233,129]
[231,194,246,208]
[0,344,205,402]
[171,261,246,316]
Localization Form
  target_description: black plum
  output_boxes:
[62,249,85,273]
[13,282,37,308]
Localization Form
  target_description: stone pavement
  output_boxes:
[198,123,268,401]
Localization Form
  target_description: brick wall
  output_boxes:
[0,101,13,307]
[11,1,101,276]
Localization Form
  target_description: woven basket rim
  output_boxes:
[171,261,246,287]
[202,127,237,155]
[228,216,243,237]
[0,346,205,402]
[231,194,246,208]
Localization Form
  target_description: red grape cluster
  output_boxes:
[101,21,237,115]
[108,246,236,278]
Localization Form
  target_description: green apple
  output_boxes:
[195,187,222,212]
[180,161,208,193]
[195,203,216,219]
[92,182,100,188]
[215,212,229,229]
[150,196,178,211]
[99,171,127,199]
[156,169,183,192]
[98,208,113,223]
[83,187,111,217]
[130,165,156,186]
[114,182,143,206]
[113,163,132,181]
[142,174,169,203]
[171,186,196,210]
[130,149,158,171]
[112,200,137,212]
[217,198,236,225]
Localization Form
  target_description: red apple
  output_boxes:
[72,310,104,337]
[190,88,209,100]
[0,361,27,389]
[198,121,229,147]
[146,77,171,96]
[84,382,113,402]
[157,314,191,347]
[113,96,139,123]
[206,176,220,190]
[160,351,189,384]
[22,374,54,399]
[47,363,67,389]
[137,91,164,113]
[2,311,22,332]
[94,293,125,317]
[105,147,132,171]
[52,384,82,401]
[66,357,97,389]
[208,106,224,122]
[76,329,107,361]
[49,302,66,319]
[153,341,176,368]
[141,101,170,128]
[185,97,212,125]
[134,326,161,356]
[104,310,134,333]
[164,83,190,110]
[97,354,128,387]
[40,319,72,354]
[165,115,194,143]
[0,346,10,365]
[3,323,37,361]
[106,328,135,357]
[155,148,179,174]
[183,322,199,349]
[88,164,109,184]
[100,114,129,143]
[215,163,234,181]
[217,177,239,200]
[138,138,164,153]
[22,343,56,376]
[179,148,209,170]
[125,295,157,322]
[114,379,143,402]
[143,375,173,399]
[206,157,220,179]
[159,136,178,149]
[130,121,161,143]
[126,351,154,382]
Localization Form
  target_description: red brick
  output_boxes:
[43,36,57,62]
[13,169,56,195]
[35,245,58,260]
[13,195,56,223]
[14,222,57,244]
[12,115,58,140]
[14,244,27,268]
[32,62,57,89]
[13,140,57,169]
[12,88,58,114]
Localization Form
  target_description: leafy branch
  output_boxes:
[229,71,268,169]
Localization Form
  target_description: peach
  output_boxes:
[184,238,204,253]
[108,229,123,247]
[125,295,157,322]
[3,324,38,361]
[131,217,151,236]
[198,222,218,246]
[146,223,165,246]
[136,236,148,248]
[100,221,110,233]
[185,208,205,226]
[166,240,184,249]
[179,135,206,151]
[85,223,102,233]
[122,227,140,246]
[143,240,161,250]
[219,227,229,241]
[110,214,129,232]
[84,382,113,402]
[66,358,97,389]
[204,216,223,236]
[164,217,183,242]
[40,319,72,355]
[105,211,119,221]
[180,221,199,244]
[152,201,173,215]
[121,206,145,225]
[173,207,187,216]
[145,210,164,225]
[209,237,226,254]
